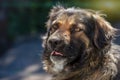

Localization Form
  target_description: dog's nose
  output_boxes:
[49,39,62,47]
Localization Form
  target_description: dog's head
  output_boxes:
[42,6,116,74]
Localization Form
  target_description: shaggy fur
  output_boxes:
[42,6,120,80]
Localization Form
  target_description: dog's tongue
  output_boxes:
[51,51,63,56]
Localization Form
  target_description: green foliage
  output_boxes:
[4,0,120,39]
[8,1,53,38]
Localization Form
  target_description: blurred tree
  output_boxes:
[0,0,119,46]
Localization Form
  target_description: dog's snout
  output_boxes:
[49,38,62,47]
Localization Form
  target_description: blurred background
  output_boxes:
[0,0,120,80]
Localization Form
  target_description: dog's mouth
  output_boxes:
[51,51,64,56]
[49,45,79,62]
[50,50,67,63]
[48,43,82,65]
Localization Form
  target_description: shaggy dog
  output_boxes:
[42,6,120,80]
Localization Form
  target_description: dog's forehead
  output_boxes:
[53,13,79,29]
[56,13,76,24]
[54,9,91,24]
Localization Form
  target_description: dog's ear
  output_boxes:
[46,6,64,33]
[49,5,64,20]
[47,5,64,25]
[92,14,117,49]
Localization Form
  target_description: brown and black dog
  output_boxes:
[42,6,120,80]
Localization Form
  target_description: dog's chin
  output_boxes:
[50,55,67,65]
[50,51,67,73]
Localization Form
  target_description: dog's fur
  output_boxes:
[42,6,120,80]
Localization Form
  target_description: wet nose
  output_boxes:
[49,39,62,46]
[48,38,62,48]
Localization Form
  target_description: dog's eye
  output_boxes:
[74,27,82,32]
[49,23,59,34]
[71,24,83,33]
[52,23,59,30]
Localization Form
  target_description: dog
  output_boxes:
[42,6,120,80]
